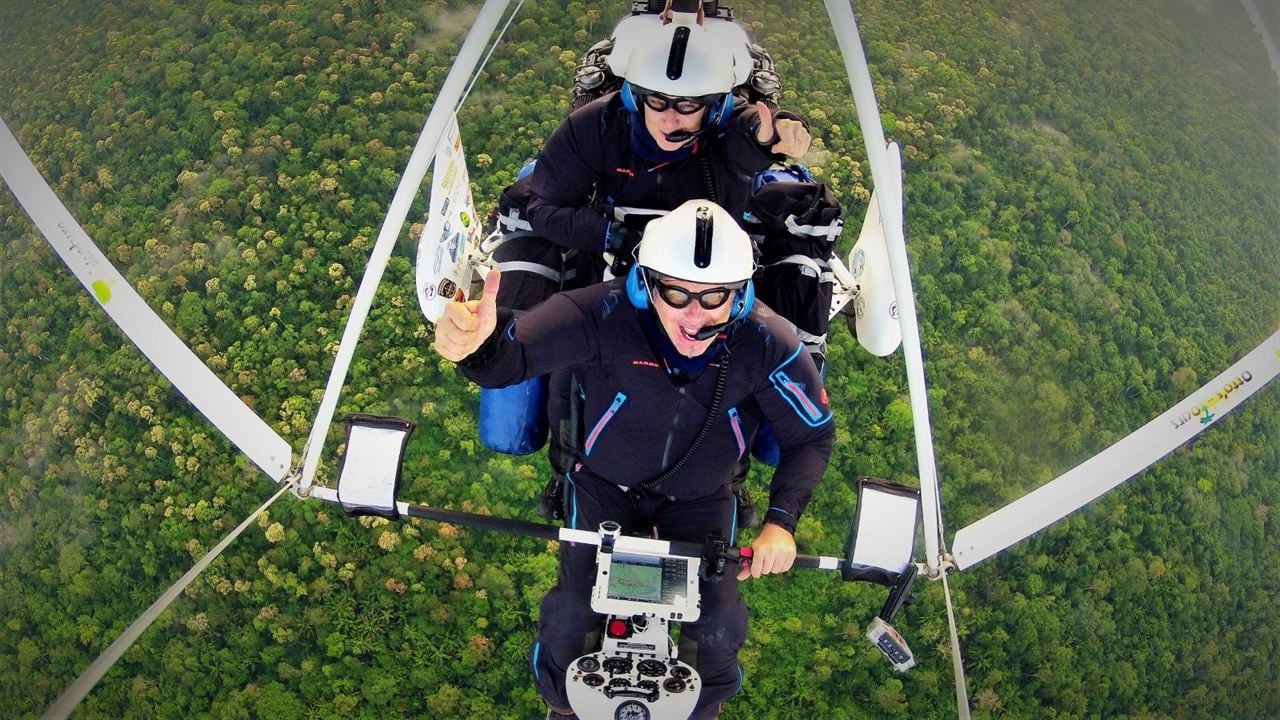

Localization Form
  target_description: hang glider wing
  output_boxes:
[952,329,1280,570]
[0,118,292,482]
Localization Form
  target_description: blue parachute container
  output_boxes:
[477,159,546,455]
[478,377,549,455]
[752,349,825,466]
[751,163,817,193]
[752,420,781,467]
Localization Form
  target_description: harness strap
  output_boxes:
[795,328,828,347]
[783,213,843,242]
[497,207,534,232]
[494,260,565,282]
[764,253,824,274]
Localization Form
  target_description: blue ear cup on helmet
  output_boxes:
[620,81,640,113]
[626,265,650,309]
[706,93,734,129]
[730,279,755,321]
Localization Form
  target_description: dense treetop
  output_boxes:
[1,1,1277,717]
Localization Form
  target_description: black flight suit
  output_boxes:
[459,279,834,718]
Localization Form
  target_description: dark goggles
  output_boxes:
[652,278,741,310]
[639,91,714,115]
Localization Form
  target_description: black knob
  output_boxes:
[637,659,667,677]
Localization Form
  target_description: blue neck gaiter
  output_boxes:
[637,306,725,380]
[628,109,699,166]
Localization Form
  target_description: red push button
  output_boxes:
[607,618,631,638]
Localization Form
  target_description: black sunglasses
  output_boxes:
[652,279,740,310]
[640,92,711,115]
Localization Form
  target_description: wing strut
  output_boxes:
[823,1,944,572]
[825,6,971,716]
[42,482,295,720]
[952,329,1280,569]
[296,0,515,493]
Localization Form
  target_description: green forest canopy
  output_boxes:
[1,1,1277,718]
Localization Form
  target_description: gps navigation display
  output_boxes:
[606,553,667,603]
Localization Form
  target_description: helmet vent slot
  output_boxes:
[666,27,690,80]
[693,205,713,268]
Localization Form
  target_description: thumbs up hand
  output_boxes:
[754,101,812,159]
[433,269,502,362]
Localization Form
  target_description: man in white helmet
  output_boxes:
[435,200,833,719]
[508,12,809,270]
[486,9,817,527]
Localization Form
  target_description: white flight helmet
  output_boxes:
[637,200,754,285]
[607,13,753,90]
[617,17,736,123]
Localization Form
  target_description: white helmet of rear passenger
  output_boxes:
[621,19,736,98]
[638,200,754,284]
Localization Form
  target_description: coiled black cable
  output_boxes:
[641,350,730,494]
